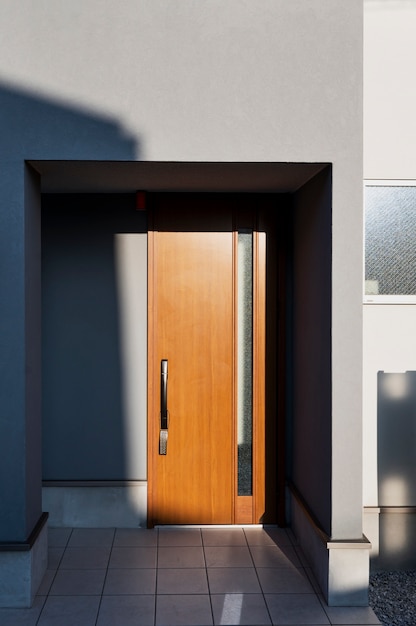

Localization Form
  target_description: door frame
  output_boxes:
[146,193,287,527]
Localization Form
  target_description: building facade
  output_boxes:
[0,0,369,608]
[363,0,416,571]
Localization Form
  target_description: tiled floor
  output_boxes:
[0,526,381,625]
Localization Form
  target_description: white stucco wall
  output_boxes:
[364,1,416,508]
[364,0,416,180]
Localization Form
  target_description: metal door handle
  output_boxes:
[161,359,168,428]
[159,359,168,454]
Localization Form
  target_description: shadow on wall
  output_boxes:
[42,194,147,487]
[0,81,145,524]
[376,371,416,569]
[0,82,137,160]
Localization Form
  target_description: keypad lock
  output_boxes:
[159,429,168,455]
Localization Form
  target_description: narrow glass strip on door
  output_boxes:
[237,230,253,496]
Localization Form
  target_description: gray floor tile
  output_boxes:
[244,527,292,548]
[109,546,157,568]
[67,527,115,547]
[202,528,247,546]
[47,546,64,570]
[250,544,301,568]
[0,596,45,626]
[158,528,202,546]
[37,570,56,596]
[257,566,315,593]
[207,567,261,593]
[305,567,322,594]
[321,603,382,625]
[97,595,155,626]
[286,528,299,545]
[264,527,294,546]
[47,528,72,547]
[294,544,312,567]
[49,569,105,595]
[22,526,377,626]
[60,546,111,569]
[37,595,100,626]
[211,593,272,625]
[114,528,158,547]
[157,568,209,594]
[104,568,156,594]
[156,594,213,626]
[204,546,253,568]
[265,593,330,625]
[158,546,205,568]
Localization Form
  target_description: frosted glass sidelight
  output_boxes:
[237,231,253,496]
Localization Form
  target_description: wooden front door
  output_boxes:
[147,194,278,526]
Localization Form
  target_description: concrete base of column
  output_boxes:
[290,489,371,606]
[0,513,48,608]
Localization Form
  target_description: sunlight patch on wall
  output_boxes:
[380,372,410,400]
[380,475,409,510]
[115,233,147,480]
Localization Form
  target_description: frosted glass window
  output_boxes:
[237,231,253,496]
[365,186,416,296]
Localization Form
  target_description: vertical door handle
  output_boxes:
[159,359,168,454]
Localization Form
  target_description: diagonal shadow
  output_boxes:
[0,81,137,160]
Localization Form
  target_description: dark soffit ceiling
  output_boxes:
[28,160,329,194]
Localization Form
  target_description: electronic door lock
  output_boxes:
[159,428,168,455]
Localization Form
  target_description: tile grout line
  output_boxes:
[35,527,75,625]
[35,594,48,626]
[243,527,276,626]
[316,592,333,626]
[201,528,216,626]
[93,527,115,626]
[154,527,159,626]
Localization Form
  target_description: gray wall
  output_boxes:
[0,1,362,165]
[42,194,147,481]
[25,167,43,534]
[292,168,332,535]
[0,164,42,542]
[377,371,416,507]
[0,0,363,578]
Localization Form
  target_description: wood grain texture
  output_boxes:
[150,229,234,524]
[147,194,278,526]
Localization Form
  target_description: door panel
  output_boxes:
[149,229,234,524]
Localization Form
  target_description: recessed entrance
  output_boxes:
[37,160,330,529]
